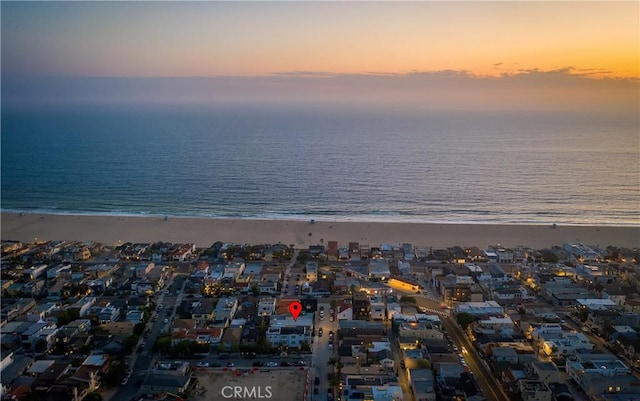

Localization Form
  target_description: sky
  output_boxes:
[2,1,639,111]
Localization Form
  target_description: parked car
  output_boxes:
[197,361,210,367]
[252,361,264,367]
[266,362,278,367]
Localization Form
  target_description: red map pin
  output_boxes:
[288,301,303,321]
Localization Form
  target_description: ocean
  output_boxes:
[2,105,639,226]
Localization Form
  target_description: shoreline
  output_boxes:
[2,209,638,228]
[2,212,638,249]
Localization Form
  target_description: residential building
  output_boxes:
[353,293,371,320]
[455,301,503,317]
[518,380,552,401]
[368,259,390,281]
[567,353,633,395]
[98,306,120,324]
[370,296,385,321]
[258,297,277,316]
[266,313,314,348]
[214,297,238,326]
[541,332,593,357]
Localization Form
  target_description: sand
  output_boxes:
[1,213,638,250]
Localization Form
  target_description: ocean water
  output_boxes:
[1,105,639,226]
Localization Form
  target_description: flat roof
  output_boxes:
[28,360,55,374]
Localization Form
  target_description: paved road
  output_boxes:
[311,299,339,401]
[112,272,188,401]
[441,316,510,401]
[404,290,510,401]
[387,321,413,401]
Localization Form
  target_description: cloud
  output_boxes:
[3,68,637,113]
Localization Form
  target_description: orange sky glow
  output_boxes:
[2,1,638,79]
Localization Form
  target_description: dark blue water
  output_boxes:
[2,105,639,225]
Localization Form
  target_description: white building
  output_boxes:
[134,263,155,279]
[258,297,277,316]
[98,306,120,323]
[528,323,563,341]
[542,332,593,357]
[474,316,516,337]
[224,262,245,279]
[455,301,503,317]
[22,264,48,280]
[337,300,354,321]
[266,313,314,348]
[20,322,58,350]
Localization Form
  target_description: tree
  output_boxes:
[172,340,193,357]
[456,312,475,329]
[154,335,172,354]
[349,284,357,294]
[416,359,431,369]
[56,308,80,326]
[577,308,589,322]
[123,335,139,354]
[133,323,145,336]
[250,284,260,296]
[330,300,338,311]
[85,393,102,401]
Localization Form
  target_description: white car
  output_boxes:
[197,362,210,367]
[266,362,278,367]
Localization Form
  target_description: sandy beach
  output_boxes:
[1,213,638,250]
